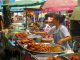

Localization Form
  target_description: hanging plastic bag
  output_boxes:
[43,24,51,33]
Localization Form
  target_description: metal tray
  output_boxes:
[25,46,65,54]
[17,40,65,54]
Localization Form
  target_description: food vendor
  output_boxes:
[45,13,72,48]
[33,13,72,48]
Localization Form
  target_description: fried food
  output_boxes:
[18,39,62,53]
[18,39,34,44]
[27,43,62,52]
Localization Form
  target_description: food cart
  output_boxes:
[10,32,79,60]
[4,28,79,60]
[2,0,79,60]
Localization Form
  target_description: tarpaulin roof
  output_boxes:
[42,0,77,12]
[2,0,45,12]
[10,5,41,12]
[2,0,45,7]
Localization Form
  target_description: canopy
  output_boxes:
[10,5,41,12]
[70,6,80,20]
[2,0,44,7]
[10,7,24,12]
[42,0,77,12]
[2,0,45,12]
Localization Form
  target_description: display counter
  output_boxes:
[16,40,80,60]
[7,32,80,60]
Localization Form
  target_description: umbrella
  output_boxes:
[42,0,77,12]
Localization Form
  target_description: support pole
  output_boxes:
[3,0,11,29]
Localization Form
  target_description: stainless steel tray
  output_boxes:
[17,40,65,55]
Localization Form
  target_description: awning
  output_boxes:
[10,7,24,12]
[70,6,80,20]
[42,0,77,12]
[2,0,44,7]
[10,5,41,12]
[2,0,45,12]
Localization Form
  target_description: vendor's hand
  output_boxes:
[57,40,64,45]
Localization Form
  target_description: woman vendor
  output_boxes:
[33,13,72,48]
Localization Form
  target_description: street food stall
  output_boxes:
[9,31,79,60]
[1,0,80,60]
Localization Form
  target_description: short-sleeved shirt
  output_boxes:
[48,25,70,47]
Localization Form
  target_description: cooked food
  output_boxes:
[27,43,62,52]
[18,39,63,53]
[15,32,27,38]
[18,39,35,44]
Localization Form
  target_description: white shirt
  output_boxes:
[48,25,70,47]
[48,25,70,38]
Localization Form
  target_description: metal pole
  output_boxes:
[2,0,10,48]
[3,0,11,29]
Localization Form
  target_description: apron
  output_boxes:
[53,27,70,48]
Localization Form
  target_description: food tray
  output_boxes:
[17,40,65,55]
[25,48,65,55]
